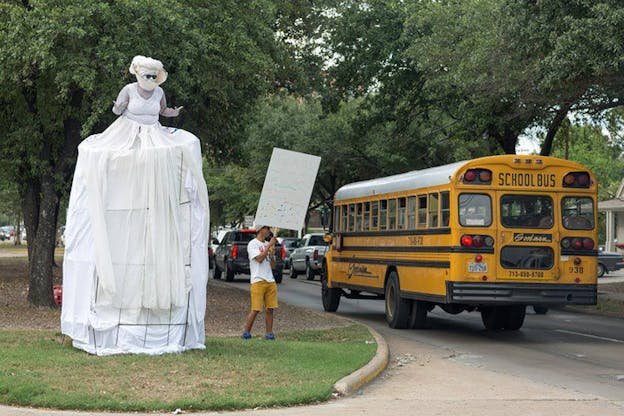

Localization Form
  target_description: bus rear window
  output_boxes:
[459,194,491,227]
[501,195,553,229]
[562,197,594,230]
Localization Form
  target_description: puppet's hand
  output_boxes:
[174,106,184,115]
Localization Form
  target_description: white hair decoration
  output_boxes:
[129,55,168,86]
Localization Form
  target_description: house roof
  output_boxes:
[598,198,624,211]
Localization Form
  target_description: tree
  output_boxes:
[402,0,624,155]
[0,0,280,306]
[302,1,624,155]
[549,121,624,201]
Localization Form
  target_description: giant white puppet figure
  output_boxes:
[61,56,210,355]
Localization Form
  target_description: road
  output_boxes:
[223,270,624,412]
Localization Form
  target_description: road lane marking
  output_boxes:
[555,329,624,344]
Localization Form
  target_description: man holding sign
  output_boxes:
[242,148,321,340]
[242,224,279,340]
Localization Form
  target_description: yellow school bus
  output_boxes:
[321,155,598,330]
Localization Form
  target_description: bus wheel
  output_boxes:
[409,300,429,329]
[481,307,505,330]
[504,305,526,330]
[532,305,549,315]
[385,271,410,329]
[321,263,341,312]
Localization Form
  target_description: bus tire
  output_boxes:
[504,305,526,330]
[481,307,505,330]
[385,271,410,329]
[321,263,341,312]
[532,305,549,315]
[409,300,429,329]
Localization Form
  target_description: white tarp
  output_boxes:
[61,116,209,355]
[254,148,321,231]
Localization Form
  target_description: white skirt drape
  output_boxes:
[61,117,209,355]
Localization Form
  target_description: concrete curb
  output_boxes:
[333,324,389,396]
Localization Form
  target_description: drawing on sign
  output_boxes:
[254,148,321,231]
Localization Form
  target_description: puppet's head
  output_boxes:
[129,55,168,91]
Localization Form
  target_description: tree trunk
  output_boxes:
[540,104,572,157]
[21,180,40,262]
[25,170,58,307]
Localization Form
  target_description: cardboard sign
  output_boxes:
[254,148,321,231]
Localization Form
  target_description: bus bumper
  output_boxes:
[446,282,597,305]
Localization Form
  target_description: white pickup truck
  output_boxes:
[289,233,329,281]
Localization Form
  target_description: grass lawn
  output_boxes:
[571,282,624,318]
[0,325,376,412]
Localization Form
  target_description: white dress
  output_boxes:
[61,83,210,355]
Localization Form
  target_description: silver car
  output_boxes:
[289,233,329,281]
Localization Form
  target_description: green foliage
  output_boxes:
[302,1,624,155]
[550,123,624,201]
[0,326,375,411]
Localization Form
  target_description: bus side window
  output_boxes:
[355,203,362,231]
[341,205,347,232]
[441,192,450,227]
[407,196,416,229]
[333,206,340,232]
[380,200,388,230]
[388,199,397,230]
[418,195,427,227]
[429,193,439,228]
[398,197,406,230]
[371,201,379,230]
[348,203,355,231]
[363,202,370,231]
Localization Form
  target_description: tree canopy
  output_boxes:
[0,0,288,305]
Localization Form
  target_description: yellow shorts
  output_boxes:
[250,280,278,311]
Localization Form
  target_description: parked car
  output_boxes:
[0,226,10,241]
[289,233,329,280]
[280,237,300,270]
[209,229,230,270]
[213,229,284,283]
[597,248,624,277]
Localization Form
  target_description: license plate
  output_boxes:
[468,262,488,273]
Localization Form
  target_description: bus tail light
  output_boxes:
[475,255,483,262]
[463,169,492,184]
[461,235,494,248]
[231,245,238,258]
[473,235,484,247]
[563,172,591,188]
[561,237,595,251]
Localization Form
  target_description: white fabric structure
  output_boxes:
[61,116,209,355]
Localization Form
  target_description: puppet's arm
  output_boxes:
[112,85,130,115]
[160,93,183,117]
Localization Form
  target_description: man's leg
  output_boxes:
[265,308,274,333]
[264,282,278,338]
[244,310,259,333]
